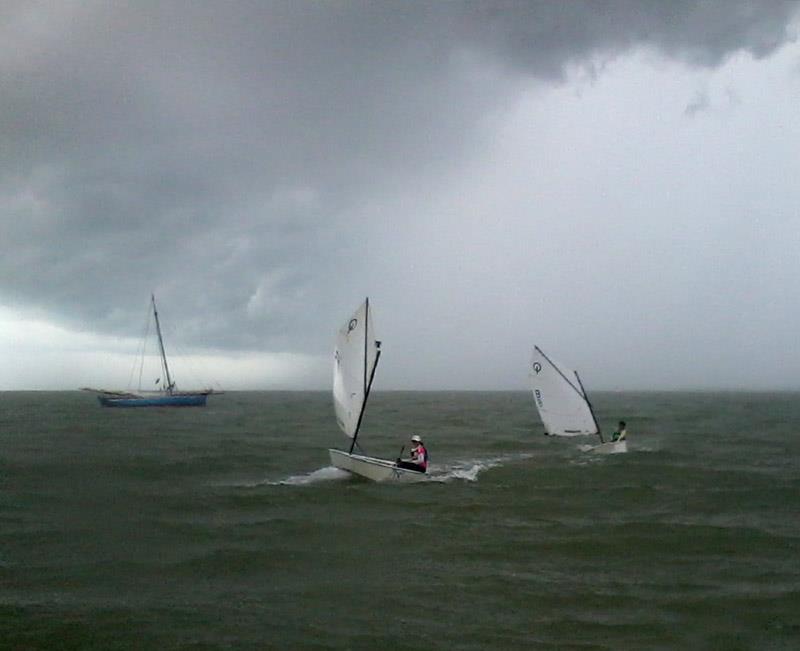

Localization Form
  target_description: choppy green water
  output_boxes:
[1,391,799,650]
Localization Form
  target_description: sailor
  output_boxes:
[396,434,428,473]
[611,421,627,442]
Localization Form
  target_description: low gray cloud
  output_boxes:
[1,1,798,384]
[684,89,709,116]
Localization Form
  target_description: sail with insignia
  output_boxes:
[529,345,599,437]
[328,298,428,481]
[333,298,380,439]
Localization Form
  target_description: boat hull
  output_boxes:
[329,449,428,482]
[589,440,627,454]
[97,393,208,408]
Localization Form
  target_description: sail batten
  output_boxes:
[529,345,599,437]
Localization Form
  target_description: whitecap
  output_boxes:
[428,453,533,483]
[270,466,351,486]
[232,466,352,488]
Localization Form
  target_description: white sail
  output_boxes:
[332,299,379,438]
[529,345,599,437]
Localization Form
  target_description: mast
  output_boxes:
[349,298,380,453]
[575,370,603,443]
[364,297,369,404]
[151,294,174,393]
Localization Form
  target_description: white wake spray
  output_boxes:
[266,466,351,486]
[427,452,534,482]
[258,452,534,486]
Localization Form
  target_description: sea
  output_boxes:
[1,390,799,650]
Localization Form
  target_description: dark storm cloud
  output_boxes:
[457,0,798,74]
[1,1,797,353]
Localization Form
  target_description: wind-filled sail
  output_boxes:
[529,346,599,437]
[333,299,379,438]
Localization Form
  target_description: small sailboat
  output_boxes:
[86,295,216,408]
[328,298,427,482]
[529,345,626,454]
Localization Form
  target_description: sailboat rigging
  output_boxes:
[529,345,626,454]
[329,298,427,481]
[84,295,217,408]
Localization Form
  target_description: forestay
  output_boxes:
[529,345,599,437]
[333,299,379,438]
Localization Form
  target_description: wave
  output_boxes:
[245,453,534,487]
[265,466,351,486]
[428,453,534,483]
[575,442,654,454]
[226,466,352,488]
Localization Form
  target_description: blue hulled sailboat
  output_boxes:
[86,295,216,407]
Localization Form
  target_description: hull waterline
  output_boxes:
[97,393,209,408]
[589,440,627,454]
[329,449,427,482]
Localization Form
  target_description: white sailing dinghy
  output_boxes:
[328,298,427,482]
[529,345,626,454]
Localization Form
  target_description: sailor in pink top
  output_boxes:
[410,435,428,470]
[396,434,428,473]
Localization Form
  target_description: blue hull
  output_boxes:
[98,394,208,408]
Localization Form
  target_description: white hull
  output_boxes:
[589,440,627,455]
[328,449,428,483]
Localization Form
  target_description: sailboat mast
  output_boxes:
[349,298,380,453]
[364,297,369,402]
[575,370,603,443]
[151,294,174,392]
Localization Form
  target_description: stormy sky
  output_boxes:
[1,1,799,390]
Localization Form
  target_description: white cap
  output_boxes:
[411,435,422,442]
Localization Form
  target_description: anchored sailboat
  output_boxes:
[85,295,215,407]
[328,298,427,481]
[529,345,626,454]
